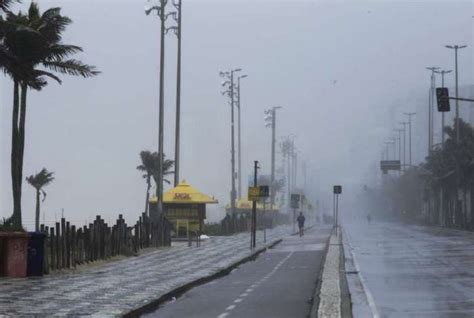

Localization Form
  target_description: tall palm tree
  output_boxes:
[1,2,98,229]
[26,168,54,232]
[137,151,174,216]
[137,151,155,216]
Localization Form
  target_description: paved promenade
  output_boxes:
[0,226,290,316]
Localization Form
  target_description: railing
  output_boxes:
[39,212,171,273]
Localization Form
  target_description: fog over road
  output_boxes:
[344,221,474,318]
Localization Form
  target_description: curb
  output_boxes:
[309,231,331,318]
[123,238,283,317]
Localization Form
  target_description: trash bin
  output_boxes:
[27,232,46,276]
[0,232,28,277]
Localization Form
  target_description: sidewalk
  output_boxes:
[0,226,290,316]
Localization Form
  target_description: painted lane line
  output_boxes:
[234,298,242,303]
[240,293,248,297]
[217,313,228,318]
[226,305,236,311]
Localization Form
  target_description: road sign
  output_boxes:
[290,194,300,209]
[380,160,401,173]
[248,187,259,201]
[333,185,342,194]
[259,185,270,198]
[248,186,270,201]
[436,87,450,112]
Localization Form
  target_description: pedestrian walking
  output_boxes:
[297,212,305,237]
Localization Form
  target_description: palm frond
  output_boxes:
[26,168,54,190]
[45,44,82,61]
[0,0,19,13]
[42,59,99,78]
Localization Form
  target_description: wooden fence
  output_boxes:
[39,213,171,273]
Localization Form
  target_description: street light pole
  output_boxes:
[265,107,282,212]
[220,68,241,216]
[426,67,439,154]
[404,112,416,166]
[145,0,168,219]
[399,122,408,171]
[446,45,467,144]
[172,0,182,187]
[237,74,248,200]
[434,69,452,147]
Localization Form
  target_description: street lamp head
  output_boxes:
[445,45,454,49]
[234,68,242,72]
[144,5,159,15]
[144,5,153,15]
[459,45,468,49]
[240,74,248,79]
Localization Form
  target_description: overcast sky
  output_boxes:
[1,0,472,228]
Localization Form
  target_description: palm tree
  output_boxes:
[26,168,54,232]
[1,3,98,229]
[137,151,155,216]
[137,151,174,216]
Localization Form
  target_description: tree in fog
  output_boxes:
[26,168,54,231]
[137,151,174,216]
[0,2,98,229]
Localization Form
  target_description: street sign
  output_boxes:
[248,186,270,201]
[248,187,259,201]
[333,185,342,194]
[290,194,300,209]
[436,87,450,112]
[380,160,401,173]
[259,185,270,198]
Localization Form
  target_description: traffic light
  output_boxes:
[436,87,450,112]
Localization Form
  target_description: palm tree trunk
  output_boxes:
[18,82,27,200]
[11,80,21,229]
[35,189,40,232]
[145,175,151,216]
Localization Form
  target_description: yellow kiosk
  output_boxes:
[150,181,218,238]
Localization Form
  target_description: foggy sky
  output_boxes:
[1,0,472,228]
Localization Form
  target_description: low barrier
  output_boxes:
[39,212,171,273]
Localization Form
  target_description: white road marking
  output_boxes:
[246,288,253,292]
[226,305,236,311]
[240,293,248,297]
[217,313,228,318]
[234,298,242,303]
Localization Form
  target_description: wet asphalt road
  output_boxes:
[345,220,474,318]
[143,227,331,318]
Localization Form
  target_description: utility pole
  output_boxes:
[171,0,182,187]
[426,67,439,153]
[220,68,242,216]
[145,0,168,220]
[395,129,403,175]
[399,121,408,171]
[404,112,416,166]
[251,160,259,249]
[445,45,467,144]
[265,107,282,212]
[237,74,248,200]
[434,69,452,146]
